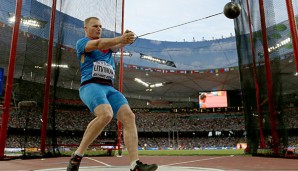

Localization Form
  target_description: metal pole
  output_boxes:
[246,0,266,148]
[117,0,125,154]
[0,0,23,158]
[285,0,298,73]
[258,0,279,155]
[40,0,57,155]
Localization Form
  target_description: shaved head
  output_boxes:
[84,17,100,27]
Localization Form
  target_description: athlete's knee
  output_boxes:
[125,111,136,121]
[117,104,136,124]
[96,113,113,125]
[119,111,136,125]
[94,104,113,123]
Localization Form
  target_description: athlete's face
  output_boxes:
[85,19,102,39]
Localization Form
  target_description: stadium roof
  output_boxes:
[0,0,297,102]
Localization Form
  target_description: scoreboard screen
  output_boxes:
[198,91,228,108]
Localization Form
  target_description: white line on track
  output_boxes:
[161,155,234,166]
[85,157,111,166]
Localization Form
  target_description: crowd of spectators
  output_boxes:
[135,112,245,132]
[1,92,297,151]
[5,134,298,149]
[4,107,297,132]
[4,108,247,132]
[1,106,297,150]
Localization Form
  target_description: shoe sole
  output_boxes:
[136,165,158,171]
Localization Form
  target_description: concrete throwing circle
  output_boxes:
[35,166,225,171]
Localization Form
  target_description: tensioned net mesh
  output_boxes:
[1,0,297,157]
[234,0,298,155]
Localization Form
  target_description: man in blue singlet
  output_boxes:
[66,17,158,171]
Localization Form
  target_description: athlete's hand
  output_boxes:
[121,30,135,44]
[125,29,133,33]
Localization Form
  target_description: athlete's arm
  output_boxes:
[110,30,135,52]
[85,31,134,52]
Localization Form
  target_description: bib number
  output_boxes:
[92,61,115,80]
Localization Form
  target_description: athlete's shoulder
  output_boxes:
[76,37,90,53]
[77,37,89,44]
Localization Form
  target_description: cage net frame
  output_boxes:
[0,0,124,159]
[234,0,298,156]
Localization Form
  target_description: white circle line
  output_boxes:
[85,157,111,166]
[162,155,233,166]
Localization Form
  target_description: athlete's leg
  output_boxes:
[116,105,139,162]
[76,104,113,154]
[75,84,113,154]
[117,105,158,171]
[108,87,157,171]
[67,84,114,171]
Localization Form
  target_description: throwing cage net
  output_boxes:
[1,0,297,160]
[234,0,298,156]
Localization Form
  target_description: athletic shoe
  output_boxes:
[66,154,83,171]
[130,160,158,171]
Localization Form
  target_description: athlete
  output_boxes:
[199,93,207,109]
[66,17,158,171]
